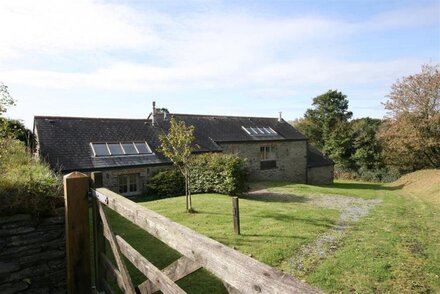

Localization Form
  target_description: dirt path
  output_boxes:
[245,187,382,276]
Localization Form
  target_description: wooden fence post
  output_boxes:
[232,197,240,235]
[91,172,105,292]
[64,172,91,294]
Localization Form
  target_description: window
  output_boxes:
[91,142,153,157]
[260,145,276,160]
[242,126,278,137]
[118,174,139,196]
[92,143,110,156]
[260,145,277,170]
[108,143,124,155]
[134,142,151,154]
[121,143,137,155]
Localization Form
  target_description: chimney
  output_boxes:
[278,112,282,122]
[152,101,156,125]
[163,111,168,120]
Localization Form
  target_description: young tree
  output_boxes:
[158,118,196,213]
[378,64,440,170]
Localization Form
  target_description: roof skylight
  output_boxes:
[242,126,278,137]
[91,142,152,157]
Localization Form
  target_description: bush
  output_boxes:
[357,166,401,183]
[145,153,248,197]
[145,168,185,197]
[0,139,63,215]
[334,165,401,183]
[190,153,248,195]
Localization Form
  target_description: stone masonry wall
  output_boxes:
[307,165,334,185]
[101,165,169,195]
[220,141,308,182]
[0,210,66,294]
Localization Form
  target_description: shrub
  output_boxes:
[145,168,185,197]
[190,153,248,195]
[357,166,401,183]
[0,139,63,215]
[145,153,248,197]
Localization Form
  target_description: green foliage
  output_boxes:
[190,153,248,195]
[158,118,195,171]
[349,118,384,170]
[0,82,15,116]
[293,90,400,181]
[145,153,248,197]
[158,118,196,212]
[0,139,62,215]
[145,168,185,197]
[294,90,354,170]
[0,117,33,145]
[335,166,401,183]
[303,89,353,150]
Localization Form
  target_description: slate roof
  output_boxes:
[34,113,332,172]
[307,145,334,167]
[34,116,170,172]
[159,114,306,143]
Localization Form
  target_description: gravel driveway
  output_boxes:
[245,186,382,276]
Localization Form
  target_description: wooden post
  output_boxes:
[91,172,105,292]
[64,172,92,294]
[232,197,240,235]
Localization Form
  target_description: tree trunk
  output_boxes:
[184,174,189,212]
[188,168,192,211]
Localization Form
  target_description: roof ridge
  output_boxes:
[170,113,278,120]
[34,115,151,121]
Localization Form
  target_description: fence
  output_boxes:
[64,171,322,294]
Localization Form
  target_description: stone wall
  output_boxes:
[220,141,308,182]
[307,165,334,185]
[0,210,66,293]
[101,165,169,195]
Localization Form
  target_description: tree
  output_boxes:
[0,82,17,161]
[350,118,384,170]
[293,90,354,168]
[378,64,440,170]
[304,90,352,150]
[158,118,196,213]
[0,82,15,116]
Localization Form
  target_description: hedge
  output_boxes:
[145,153,248,197]
[190,153,248,195]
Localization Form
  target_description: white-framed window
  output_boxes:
[260,145,277,170]
[260,145,276,160]
[242,126,278,137]
[91,142,152,157]
[118,174,140,196]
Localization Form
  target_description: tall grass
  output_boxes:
[0,139,62,215]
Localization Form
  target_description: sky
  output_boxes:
[1,0,439,128]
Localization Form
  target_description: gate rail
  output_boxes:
[64,172,322,294]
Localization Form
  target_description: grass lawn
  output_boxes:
[105,179,440,293]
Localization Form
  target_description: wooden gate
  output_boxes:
[63,172,322,294]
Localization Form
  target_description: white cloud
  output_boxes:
[0,0,155,58]
[0,2,437,96]
[1,58,424,94]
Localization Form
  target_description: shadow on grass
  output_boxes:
[255,213,337,229]
[329,182,404,191]
[254,180,404,192]
[240,233,307,239]
[241,193,309,203]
